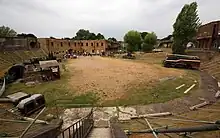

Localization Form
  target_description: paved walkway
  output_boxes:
[88,128,111,138]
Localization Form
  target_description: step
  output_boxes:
[88,128,111,138]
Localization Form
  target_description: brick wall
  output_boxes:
[197,21,220,50]
[38,38,108,55]
[197,21,220,39]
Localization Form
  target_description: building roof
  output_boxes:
[200,20,220,27]
[39,60,59,70]
[160,35,173,41]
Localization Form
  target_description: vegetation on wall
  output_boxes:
[17,33,37,38]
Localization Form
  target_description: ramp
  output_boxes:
[88,128,111,138]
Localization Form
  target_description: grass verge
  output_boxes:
[5,70,100,107]
[103,70,200,106]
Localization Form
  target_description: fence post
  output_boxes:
[73,124,75,138]
[69,127,71,138]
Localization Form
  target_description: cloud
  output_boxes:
[0,0,219,40]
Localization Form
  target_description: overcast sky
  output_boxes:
[0,0,219,40]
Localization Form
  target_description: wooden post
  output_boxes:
[184,84,196,94]
[19,107,46,138]
[144,118,158,138]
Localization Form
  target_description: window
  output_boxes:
[61,42,63,47]
[51,42,54,46]
[78,42,80,45]
[81,43,83,46]
[101,43,103,46]
[86,43,88,46]
[91,43,93,46]
[68,42,70,46]
[74,42,76,46]
[96,43,99,46]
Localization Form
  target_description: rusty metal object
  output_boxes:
[163,54,201,69]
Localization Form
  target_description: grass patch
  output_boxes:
[5,70,99,107]
[56,92,100,108]
[103,70,200,106]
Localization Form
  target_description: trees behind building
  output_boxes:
[73,29,105,40]
[124,30,142,52]
[108,37,117,42]
[172,2,201,54]
[0,26,17,37]
[142,32,157,52]
[17,33,37,38]
[124,30,157,52]
[140,32,148,40]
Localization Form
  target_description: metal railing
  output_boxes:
[58,110,94,138]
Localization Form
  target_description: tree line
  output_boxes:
[0,1,201,54]
[124,2,200,54]
[0,27,118,42]
[124,31,157,52]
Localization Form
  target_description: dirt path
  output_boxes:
[67,56,184,101]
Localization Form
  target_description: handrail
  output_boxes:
[58,109,94,138]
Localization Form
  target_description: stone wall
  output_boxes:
[0,36,40,51]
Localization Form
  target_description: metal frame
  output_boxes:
[58,110,94,138]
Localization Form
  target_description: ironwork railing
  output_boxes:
[58,110,94,138]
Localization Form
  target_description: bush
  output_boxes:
[142,32,157,52]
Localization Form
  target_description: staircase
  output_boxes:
[58,108,128,138]
[88,128,111,138]
[201,53,220,81]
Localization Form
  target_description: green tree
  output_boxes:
[0,26,17,37]
[140,32,148,40]
[75,29,91,40]
[108,37,117,42]
[88,33,97,40]
[142,32,157,52]
[74,29,106,40]
[124,30,142,52]
[96,33,105,40]
[17,33,37,38]
[172,2,201,54]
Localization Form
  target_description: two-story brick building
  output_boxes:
[38,38,109,56]
[196,20,220,50]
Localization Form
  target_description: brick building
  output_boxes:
[38,38,109,56]
[196,20,220,50]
